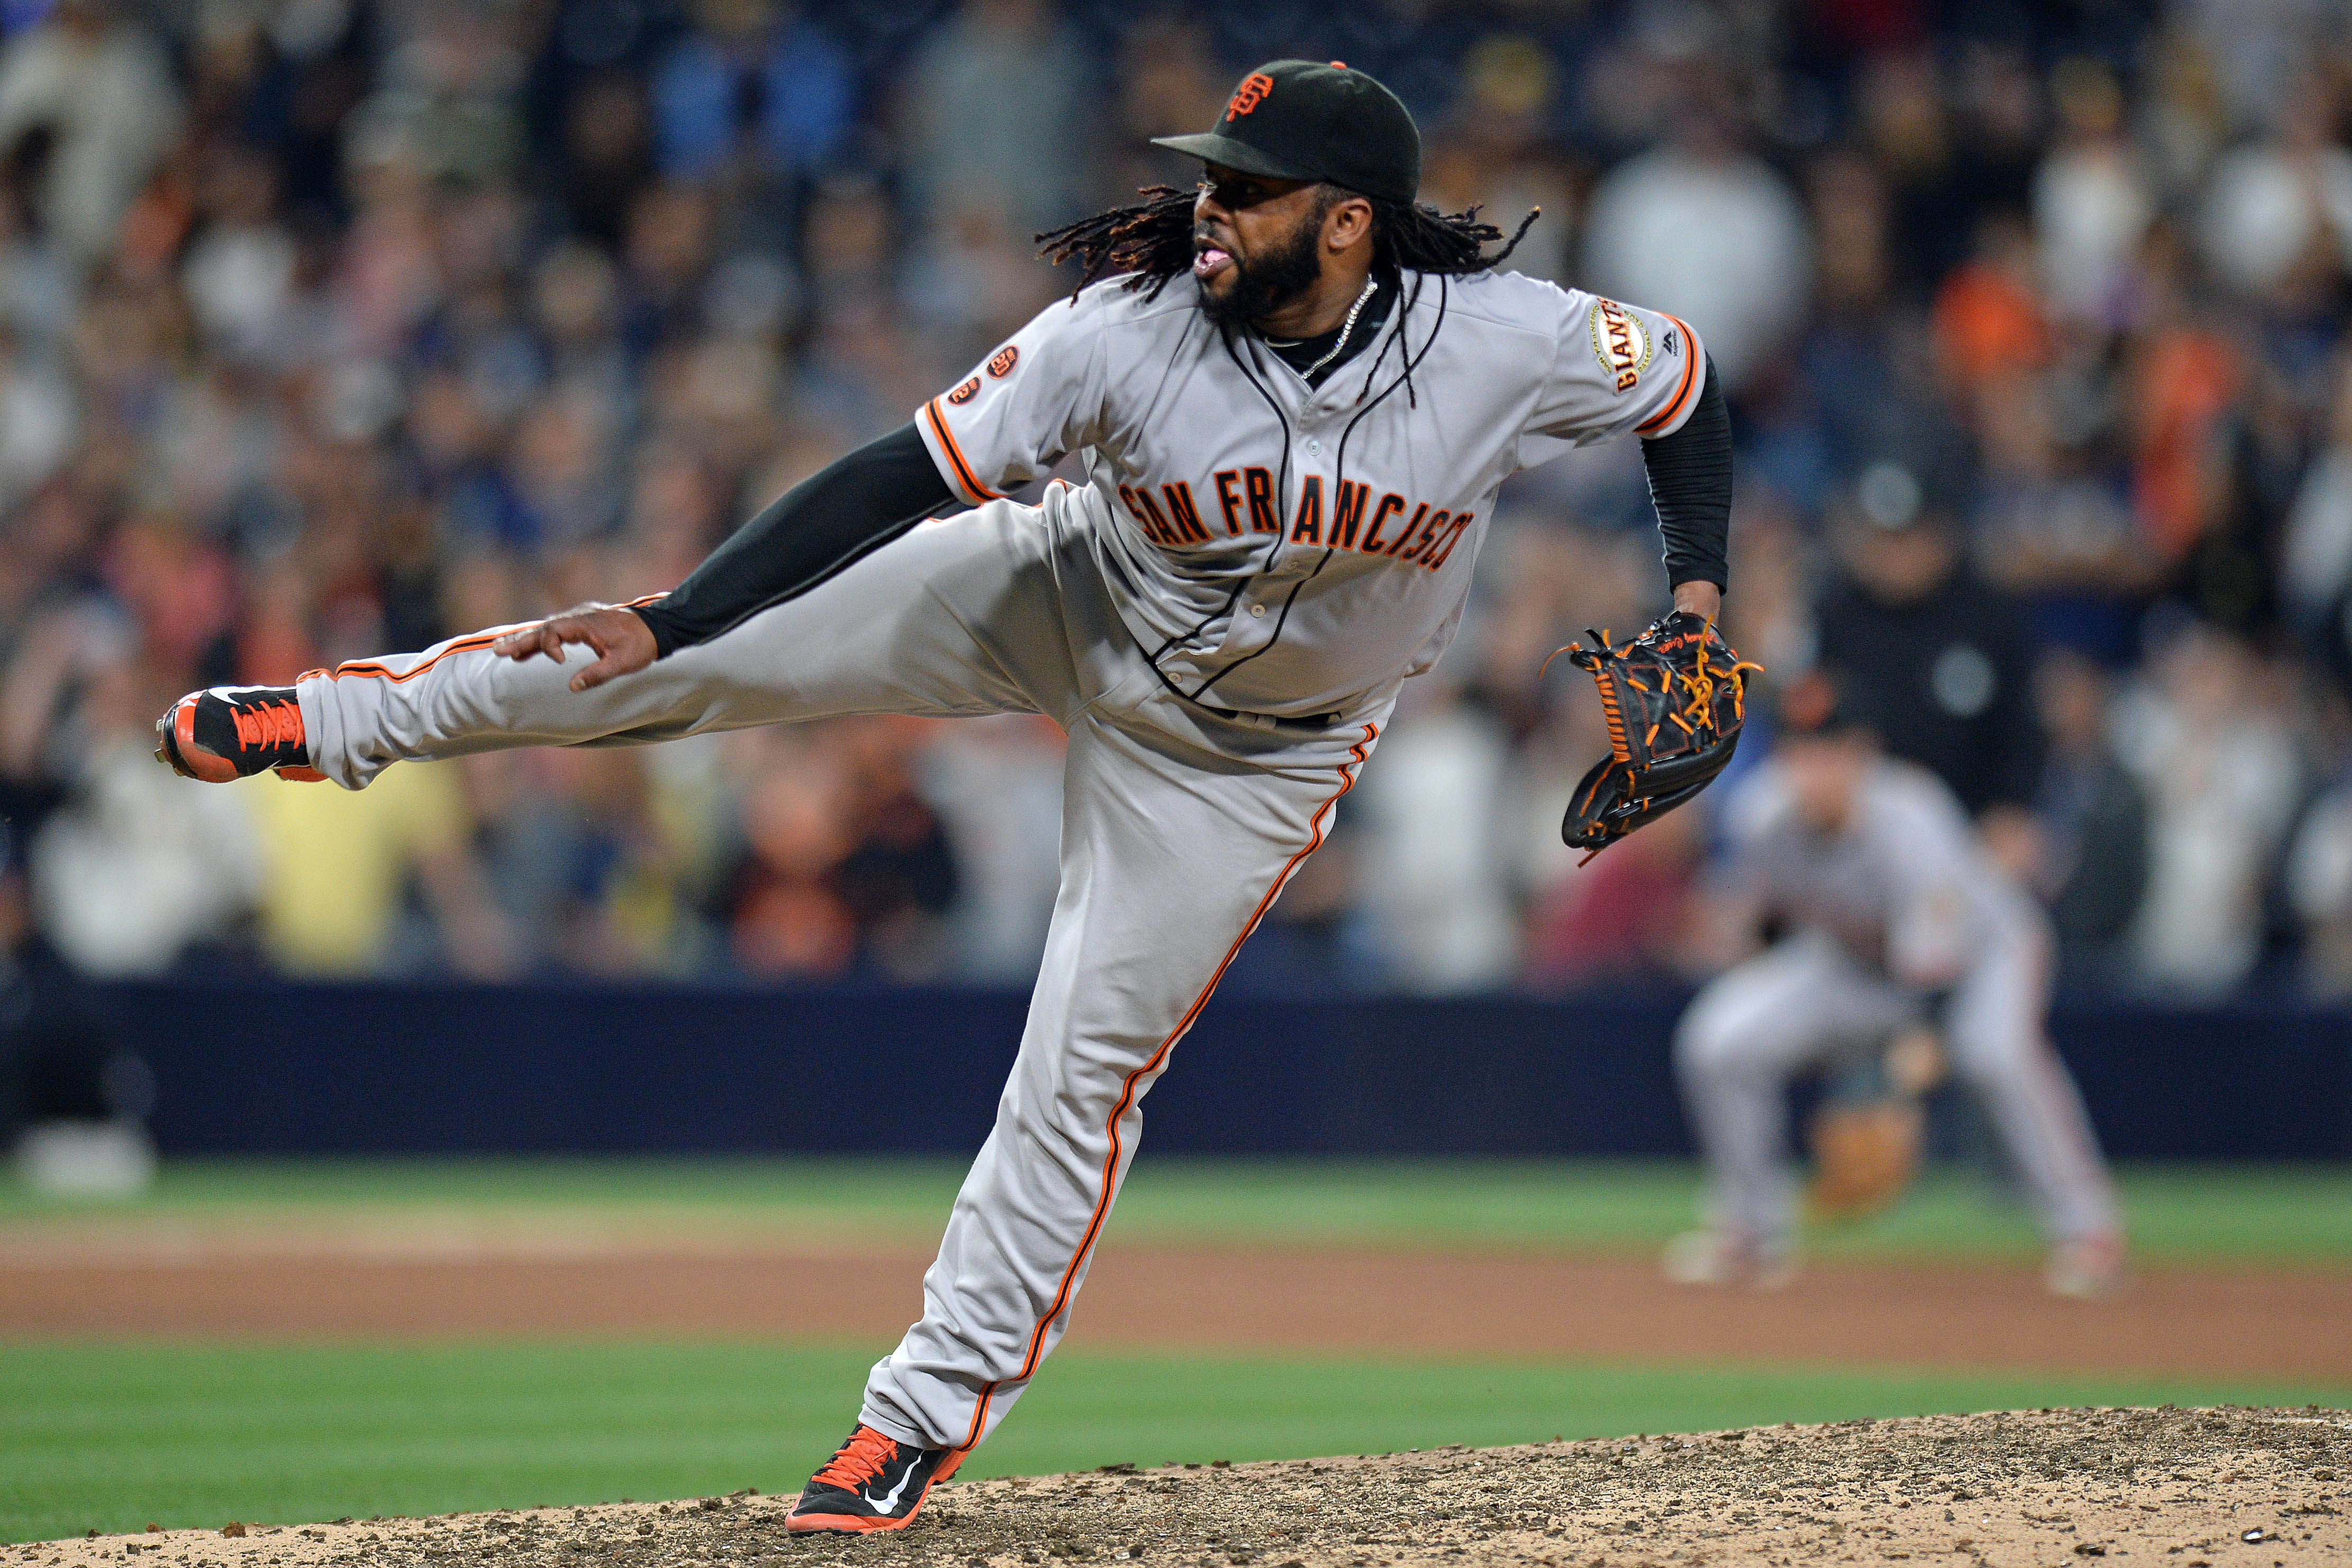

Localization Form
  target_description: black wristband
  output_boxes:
[629,603,683,660]
[633,423,958,658]
[1642,351,1730,591]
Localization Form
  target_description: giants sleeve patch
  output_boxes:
[947,376,981,404]
[1588,298,1654,393]
[987,345,1019,378]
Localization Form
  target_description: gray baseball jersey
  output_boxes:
[917,270,1703,719]
[1676,757,2118,1247]
[285,264,1705,1461]
[1718,756,2038,984]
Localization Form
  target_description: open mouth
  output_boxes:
[1192,243,1233,280]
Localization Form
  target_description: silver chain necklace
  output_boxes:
[1265,276,1379,378]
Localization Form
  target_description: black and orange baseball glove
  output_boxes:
[1555,611,1758,860]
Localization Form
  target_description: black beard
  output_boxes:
[1197,215,1326,329]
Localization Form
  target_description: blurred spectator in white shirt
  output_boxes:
[917,715,1064,986]
[180,144,297,366]
[2198,71,2352,301]
[10,612,260,975]
[0,0,180,274]
[2032,58,2151,326]
[1354,678,1518,992]
[1582,75,1809,391]
[0,322,72,508]
[2114,621,2301,992]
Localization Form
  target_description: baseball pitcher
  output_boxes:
[155,63,1738,1530]
[1667,672,2125,1297]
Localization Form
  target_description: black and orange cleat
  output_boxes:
[153,687,324,782]
[786,1425,966,1535]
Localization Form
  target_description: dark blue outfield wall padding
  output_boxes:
[94,980,2351,1160]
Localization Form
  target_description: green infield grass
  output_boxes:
[4,1156,2348,1264]
[4,1339,2347,1545]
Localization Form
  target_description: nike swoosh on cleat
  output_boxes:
[863,1464,920,1514]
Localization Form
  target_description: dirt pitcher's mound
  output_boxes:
[33,1407,2348,1567]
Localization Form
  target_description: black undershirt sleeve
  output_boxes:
[630,422,957,658]
[1640,351,1731,591]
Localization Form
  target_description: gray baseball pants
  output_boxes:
[295,491,1389,1453]
[1674,929,2120,1246]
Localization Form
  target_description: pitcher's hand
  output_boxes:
[491,603,659,692]
[1671,579,1722,622]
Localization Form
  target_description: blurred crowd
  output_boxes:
[5,0,2352,999]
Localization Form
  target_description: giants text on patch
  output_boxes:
[1589,298,1654,393]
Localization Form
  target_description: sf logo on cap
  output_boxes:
[1226,72,1274,119]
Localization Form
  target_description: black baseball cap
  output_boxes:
[1153,60,1420,206]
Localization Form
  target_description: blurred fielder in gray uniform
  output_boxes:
[1668,673,2124,1298]
[156,62,1740,1528]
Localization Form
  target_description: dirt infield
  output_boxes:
[23,1407,2349,1566]
[4,1233,2348,1384]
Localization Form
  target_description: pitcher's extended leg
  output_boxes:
[856,708,1381,1453]
[296,506,1067,789]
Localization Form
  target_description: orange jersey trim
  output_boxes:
[1013,723,1380,1382]
[923,398,1002,505]
[1635,314,1700,436]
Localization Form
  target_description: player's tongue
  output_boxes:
[1192,232,1232,279]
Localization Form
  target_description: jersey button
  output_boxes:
[1249,603,1266,617]
[1305,438,1322,457]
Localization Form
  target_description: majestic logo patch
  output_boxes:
[1226,72,1274,119]
[947,376,981,404]
[1588,298,1653,393]
[986,345,1019,378]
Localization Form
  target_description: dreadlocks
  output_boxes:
[1036,186,1196,299]
[1036,184,1541,302]
[1372,198,1541,278]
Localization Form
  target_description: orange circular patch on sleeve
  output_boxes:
[987,345,1019,378]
